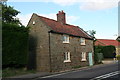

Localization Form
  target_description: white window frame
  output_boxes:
[81,52,87,61]
[80,38,85,45]
[63,35,69,43]
[64,52,71,62]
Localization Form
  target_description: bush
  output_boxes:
[2,23,29,68]
[95,45,116,58]
[116,55,120,60]
[102,45,116,58]
[94,46,104,63]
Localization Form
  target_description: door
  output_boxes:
[89,52,93,66]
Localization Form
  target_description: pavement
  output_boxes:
[6,58,117,79]
[102,58,118,64]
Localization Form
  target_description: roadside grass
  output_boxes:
[72,65,81,69]
[2,67,36,78]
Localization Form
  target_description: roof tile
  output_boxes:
[95,39,120,46]
[37,15,92,39]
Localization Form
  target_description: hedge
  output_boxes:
[2,23,29,68]
[94,46,104,63]
[95,45,116,58]
[102,45,116,58]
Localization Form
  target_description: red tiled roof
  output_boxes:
[95,39,120,47]
[37,15,92,39]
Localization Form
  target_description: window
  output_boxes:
[63,35,69,43]
[81,52,87,61]
[80,38,85,45]
[64,52,71,62]
[33,21,35,25]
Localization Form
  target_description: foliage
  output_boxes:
[88,30,96,37]
[95,45,116,59]
[102,45,116,58]
[116,55,120,60]
[72,65,81,69]
[94,46,104,64]
[2,67,36,77]
[2,2,22,25]
[2,23,29,68]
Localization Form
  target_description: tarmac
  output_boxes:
[6,58,118,79]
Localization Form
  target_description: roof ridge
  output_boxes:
[36,13,79,27]
[65,23,78,27]
[36,14,58,22]
[33,13,92,39]
[97,39,116,40]
[79,27,92,38]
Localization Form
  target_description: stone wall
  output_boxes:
[28,14,94,72]
[116,46,120,55]
[28,14,51,72]
[50,33,94,72]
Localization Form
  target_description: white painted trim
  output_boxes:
[80,38,86,45]
[63,35,69,43]
[81,52,87,61]
[64,52,71,63]
[64,60,71,63]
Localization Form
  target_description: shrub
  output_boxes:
[102,45,116,58]
[94,46,104,63]
[95,45,116,59]
[116,55,120,60]
[2,23,29,68]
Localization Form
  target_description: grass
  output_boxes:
[2,67,36,78]
[72,65,81,69]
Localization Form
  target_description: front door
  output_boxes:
[89,52,93,66]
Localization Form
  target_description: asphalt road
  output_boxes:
[35,62,119,80]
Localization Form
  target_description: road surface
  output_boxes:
[35,62,119,80]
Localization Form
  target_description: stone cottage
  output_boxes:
[28,10,94,72]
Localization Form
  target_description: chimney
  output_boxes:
[57,10,66,24]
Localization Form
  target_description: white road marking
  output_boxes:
[90,71,119,80]
[41,67,93,78]
[40,63,118,79]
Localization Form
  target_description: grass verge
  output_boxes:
[2,67,36,78]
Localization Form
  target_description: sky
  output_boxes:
[7,0,119,39]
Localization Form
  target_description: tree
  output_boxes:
[88,30,96,40]
[1,2,22,25]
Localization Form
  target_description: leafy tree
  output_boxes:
[88,30,96,40]
[1,2,22,25]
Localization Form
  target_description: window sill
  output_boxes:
[64,60,71,63]
[81,59,87,61]
[63,41,69,43]
[80,44,86,46]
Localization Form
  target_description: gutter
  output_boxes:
[49,30,94,40]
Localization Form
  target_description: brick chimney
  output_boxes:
[57,10,66,24]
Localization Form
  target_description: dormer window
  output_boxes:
[33,21,35,25]
[80,38,85,45]
[63,35,69,43]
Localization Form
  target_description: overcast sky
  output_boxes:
[8,0,119,39]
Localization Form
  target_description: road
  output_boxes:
[35,62,119,80]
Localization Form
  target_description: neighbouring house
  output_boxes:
[95,39,120,55]
[28,10,94,72]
